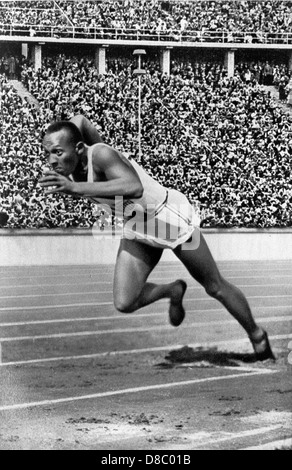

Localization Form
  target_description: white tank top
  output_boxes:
[86,143,168,218]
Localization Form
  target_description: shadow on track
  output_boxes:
[155,346,259,369]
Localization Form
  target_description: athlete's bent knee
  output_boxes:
[205,281,224,301]
[114,298,136,314]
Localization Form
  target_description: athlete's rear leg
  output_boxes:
[174,233,275,360]
[114,238,187,325]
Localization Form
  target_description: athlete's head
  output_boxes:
[43,121,84,176]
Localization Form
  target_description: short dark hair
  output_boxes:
[44,121,83,146]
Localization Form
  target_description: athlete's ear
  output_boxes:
[75,141,85,155]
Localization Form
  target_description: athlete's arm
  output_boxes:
[72,145,143,199]
[40,145,144,200]
[70,115,104,145]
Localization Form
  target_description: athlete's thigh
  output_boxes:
[114,238,163,306]
[174,232,222,287]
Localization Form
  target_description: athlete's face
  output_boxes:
[43,130,83,177]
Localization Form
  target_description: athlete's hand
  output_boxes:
[39,170,75,195]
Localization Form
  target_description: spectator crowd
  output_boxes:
[1,1,292,42]
[0,55,22,78]
[0,0,71,37]
[0,73,97,228]
[0,53,291,229]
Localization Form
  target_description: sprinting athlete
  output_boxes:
[40,115,275,361]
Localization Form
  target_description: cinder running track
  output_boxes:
[0,260,291,450]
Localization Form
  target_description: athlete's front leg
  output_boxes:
[113,238,187,325]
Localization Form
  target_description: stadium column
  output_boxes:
[225,49,236,78]
[160,48,171,76]
[289,51,292,73]
[95,46,107,75]
[21,44,28,59]
[32,44,42,72]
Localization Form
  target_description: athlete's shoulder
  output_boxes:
[91,143,123,170]
[91,142,117,157]
[91,142,109,150]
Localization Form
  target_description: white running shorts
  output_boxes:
[122,189,200,250]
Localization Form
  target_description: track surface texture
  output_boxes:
[0,260,291,450]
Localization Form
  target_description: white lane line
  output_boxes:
[0,264,288,271]
[0,301,113,311]
[242,438,292,451]
[187,426,283,450]
[0,291,113,300]
[0,305,291,328]
[0,282,113,289]
[0,261,289,268]
[0,317,291,343]
[2,313,159,326]
[0,369,278,412]
[1,304,289,323]
[1,334,291,367]
[0,268,291,281]
[1,294,292,312]
[0,262,290,274]
[0,283,290,300]
[1,275,292,290]
[1,306,291,327]
[98,425,284,448]
[1,267,290,277]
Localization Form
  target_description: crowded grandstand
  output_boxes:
[0,0,291,229]
[1,0,292,43]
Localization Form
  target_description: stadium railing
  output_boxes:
[1,24,292,44]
